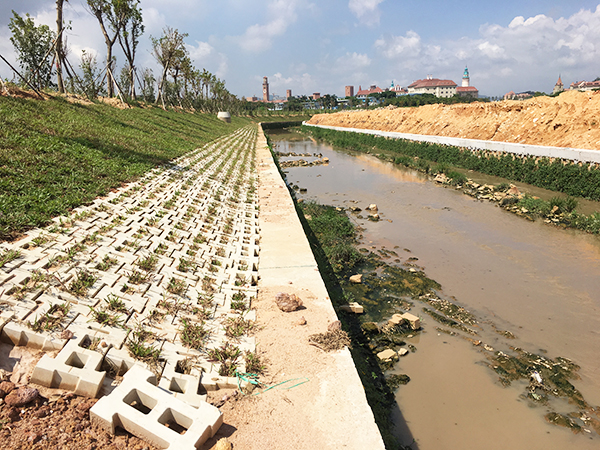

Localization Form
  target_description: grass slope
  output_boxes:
[0,96,250,240]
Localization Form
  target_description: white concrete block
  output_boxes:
[30,334,106,397]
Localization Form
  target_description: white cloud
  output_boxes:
[237,0,305,53]
[375,31,421,58]
[269,71,315,94]
[349,0,385,26]
[374,5,600,94]
[335,52,371,70]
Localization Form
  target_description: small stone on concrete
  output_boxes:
[327,320,341,332]
[296,316,307,326]
[275,292,303,312]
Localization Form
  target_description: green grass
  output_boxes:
[0,96,250,240]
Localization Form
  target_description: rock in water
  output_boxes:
[349,274,363,284]
[275,292,303,312]
[5,387,39,407]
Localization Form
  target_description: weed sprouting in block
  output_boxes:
[223,316,255,340]
[96,254,119,271]
[127,323,161,361]
[137,254,158,272]
[29,302,71,332]
[88,305,124,328]
[127,268,150,285]
[177,257,195,273]
[104,294,128,313]
[180,318,208,349]
[230,291,248,311]
[167,277,188,296]
[68,269,99,297]
[207,342,241,377]
[244,350,266,375]
[0,249,22,268]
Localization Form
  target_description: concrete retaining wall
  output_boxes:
[304,122,600,164]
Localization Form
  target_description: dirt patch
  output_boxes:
[308,90,600,150]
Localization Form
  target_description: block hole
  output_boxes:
[123,389,157,415]
[197,383,207,395]
[158,408,192,435]
[65,351,89,369]
[169,377,188,394]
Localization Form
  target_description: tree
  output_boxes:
[77,50,105,99]
[8,11,56,90]
[115,0,143,98]
[55,0,68,93]
[87,0,120,97]
[139,67,155,102]
[151,27,188,108]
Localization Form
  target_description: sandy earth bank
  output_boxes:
[307,90,600,150]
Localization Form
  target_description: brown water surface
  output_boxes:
[270,130,600,450]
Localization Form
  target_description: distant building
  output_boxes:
[553,75,564,95]
[570,80,600,91]
[389,81,407,95]
[312,92,321,100]
[408,76,457,98]
[246,96,259,102]
[286,89,292,99]
[356,85,383,99]
[345,85,354,97]
[456,67,478,98]
[262,77,269,102]
[503,91,533,101]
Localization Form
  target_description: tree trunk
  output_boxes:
[56,0,65,93]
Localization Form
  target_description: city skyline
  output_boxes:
[1,1,600,98]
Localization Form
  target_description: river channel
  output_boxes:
[268,129,600,450]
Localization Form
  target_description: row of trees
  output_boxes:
[4,1,241,113]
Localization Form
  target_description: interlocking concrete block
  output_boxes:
[31,334,106,397]
[158,343,208,407]
[1,321,66,351]
[67,314,130,349]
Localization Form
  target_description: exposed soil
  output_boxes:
[0,342,157,450]
[307,90,600,150]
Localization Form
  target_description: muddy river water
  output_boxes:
[268,130,600,450]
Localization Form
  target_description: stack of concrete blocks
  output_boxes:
[91,365,223,449]
[31,334,106,397]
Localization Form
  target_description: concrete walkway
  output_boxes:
[247,125,385,449]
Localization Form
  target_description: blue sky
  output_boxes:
[1,1,600,98]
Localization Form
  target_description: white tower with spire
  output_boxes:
[462,66,470,87]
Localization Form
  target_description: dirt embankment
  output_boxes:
[308,90,600,150]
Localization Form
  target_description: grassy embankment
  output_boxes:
[303,126,600,233]
[0,96,252,241]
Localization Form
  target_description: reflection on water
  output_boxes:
[270,131,600,450]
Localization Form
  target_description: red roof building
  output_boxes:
[570,80,600,91]
[456,86,479,98]
[356,85,383,98]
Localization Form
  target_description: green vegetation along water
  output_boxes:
[270,128,600,450]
